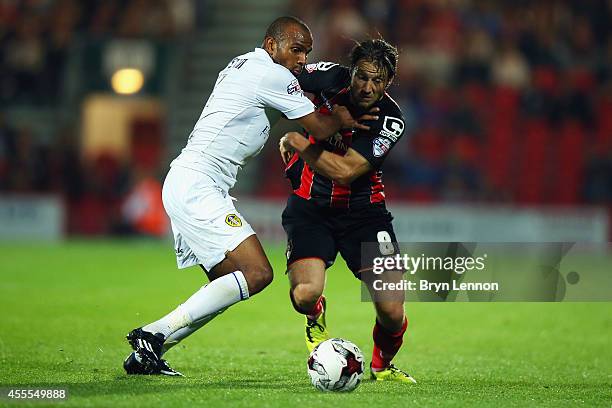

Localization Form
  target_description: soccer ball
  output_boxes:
[307,338,365,392]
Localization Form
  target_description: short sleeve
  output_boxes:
[350,113,405,169]
[257,67,315,119]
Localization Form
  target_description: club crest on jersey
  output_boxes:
[225,214,242,227]
[379,116,404,141]
[372,137,392,158]
[287,79,304,96]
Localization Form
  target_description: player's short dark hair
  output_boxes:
[350,39,398,80]
[264,16,311,43]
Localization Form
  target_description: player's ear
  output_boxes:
[263,36,276,55]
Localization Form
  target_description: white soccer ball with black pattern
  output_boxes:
[307,338,365,392]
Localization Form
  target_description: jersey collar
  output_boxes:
[255,47,272,62]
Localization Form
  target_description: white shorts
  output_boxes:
[162,165,255,271]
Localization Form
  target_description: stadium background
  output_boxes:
[1,0,611,239]
[1,1,610,406]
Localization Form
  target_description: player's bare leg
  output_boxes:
[159,236,272,356]
[209,235,273,295]
[288,259,326,313]
[126,235,273,374]
[373,300,405,333]
[287,259,329,352]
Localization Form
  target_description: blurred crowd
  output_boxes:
[1,0,611,236]
[0,0,191,234]
[0,112,170,235]
[270,0,612,205]
[0,0,196,105]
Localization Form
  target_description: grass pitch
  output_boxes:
[1,240,610,407]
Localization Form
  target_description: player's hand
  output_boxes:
[332,105,379,131]
[279,135,294,165]
[332,105,357,129]
[357,107,380,125]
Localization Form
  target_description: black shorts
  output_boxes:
[281,194,399,279]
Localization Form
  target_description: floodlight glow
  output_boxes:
[111,68,144,95]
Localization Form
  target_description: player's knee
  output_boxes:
[291,283,321,313]
[260,266,274,288]
[243,265,273,295]
[377,304,405,331]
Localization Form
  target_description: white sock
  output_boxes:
[161,307,227,355]
[143,271,249,339]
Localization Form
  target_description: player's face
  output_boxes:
[349,60,390,109]
[270,27,312,76]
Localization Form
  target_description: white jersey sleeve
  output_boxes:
[256,67,315,119]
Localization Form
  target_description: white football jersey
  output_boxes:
[171,47,315,191]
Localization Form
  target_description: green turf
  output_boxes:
[0,240,610,407]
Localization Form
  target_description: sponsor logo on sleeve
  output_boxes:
[225,214,243,227]
[379,116,404,141]
[372,137,392,158]
[287,79,304,96]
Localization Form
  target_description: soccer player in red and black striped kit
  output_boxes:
[280,39,416,383]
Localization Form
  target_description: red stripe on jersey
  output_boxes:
[293,135,316,200]
[330,181,350,208]
[285,152,300,171]
[370,172,385,203]
[295,163,315,200]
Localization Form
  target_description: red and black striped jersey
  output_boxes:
[285,62,405,209]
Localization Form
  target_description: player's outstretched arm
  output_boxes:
[296,106,378,142]
[295,107,352,141]
[281,132,371,185]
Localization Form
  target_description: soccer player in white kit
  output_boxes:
[123,17,377,376]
